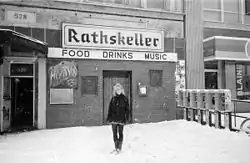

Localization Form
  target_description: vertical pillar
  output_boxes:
[224,112,232,130]
[225,62,236,99]
[214,91,222,129]
[185,0,204,89]
[38,58,47,129]
[205,92,212,126]
[225,62,236,129]
[197,91,205,124]
[189,90,196,121]
[183,89,189,120]
[218,61,225,89]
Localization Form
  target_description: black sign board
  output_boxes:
[10,63,33,76]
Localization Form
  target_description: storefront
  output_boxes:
[0,29,48,133]
[204,36,250,113]
[46,23,177,128]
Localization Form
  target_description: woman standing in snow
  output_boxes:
[107,83,130,153]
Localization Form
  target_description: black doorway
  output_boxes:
[11,78,34,130]
[103,71,133,124]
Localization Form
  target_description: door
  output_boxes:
[103,71,132,124]
[0,77,11,132]
[11,78,33,129]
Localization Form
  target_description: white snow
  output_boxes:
[0,120,250,163]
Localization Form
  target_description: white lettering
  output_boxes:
[236,64,244,96]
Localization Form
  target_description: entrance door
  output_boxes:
[103,71,132,124]
[11,78,33,130]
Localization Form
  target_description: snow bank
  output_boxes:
[0,120,250,163]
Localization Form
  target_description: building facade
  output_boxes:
[203,0,250,113]
[1,0,201,131]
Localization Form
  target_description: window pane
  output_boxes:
[147,0,165,9]
[88,0,103,2]
[203,0,221,10]
[150,70,163,87]
[224,12,240,23]
[102,0,126,4]
[204,10,221,21]
[128,0,141,7]
[114,0,125,4]
[205,72,218,89]
[103,0,114,3]
[224,0,239,12]
[246,0,250,14]
[81,76,98,95]
[165,0,183,12]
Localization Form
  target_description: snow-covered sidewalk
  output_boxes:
[0,120,250,163]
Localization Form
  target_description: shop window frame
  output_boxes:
[245,0,250,15]
[81,76,99,96]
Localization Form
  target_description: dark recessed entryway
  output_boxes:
[103,70,133,124]
[11,77,34,131]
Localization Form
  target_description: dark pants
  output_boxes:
[111,123,124,150]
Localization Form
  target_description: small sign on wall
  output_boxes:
[50,88,74,104]
[48,60,78,89]
[5,10,36,24]
[10,63,33,77]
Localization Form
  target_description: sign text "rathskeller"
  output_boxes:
[62,23,164,52]
[48,48,177,62]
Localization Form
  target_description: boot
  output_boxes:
[115,140,119,151]
[118,140,123,151]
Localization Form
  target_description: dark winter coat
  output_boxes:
[107,94,129,125]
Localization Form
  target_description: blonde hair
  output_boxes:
[112,83,125,96]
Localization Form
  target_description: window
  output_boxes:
[128,0,141,7]
[205,72,218,89]
[145,0,183,12]
[146,0,165,9]
[88,0,103,2]
[149,70,163,87]
[246,0,250,15]
[224,0,239,12]
[81,76,98,95]
[90,0,128,5]
[235,64,250,100]
[203,0,221,10]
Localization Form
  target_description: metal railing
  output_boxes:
[231,99,250,130]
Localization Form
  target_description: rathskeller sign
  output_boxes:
[62,23,164,52]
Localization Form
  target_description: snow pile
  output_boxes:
[0,120,250,163]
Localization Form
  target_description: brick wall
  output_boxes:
[46,59,176,128]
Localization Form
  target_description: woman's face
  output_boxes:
[116,88,122,95]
